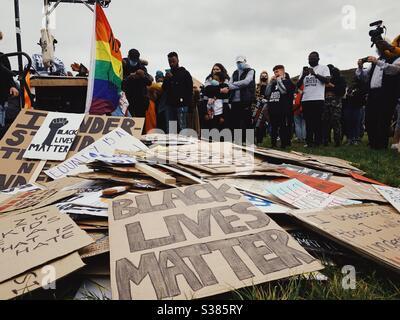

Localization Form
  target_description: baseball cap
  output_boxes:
[235,55,247,63]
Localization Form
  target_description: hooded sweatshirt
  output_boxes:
[0,53,15,105]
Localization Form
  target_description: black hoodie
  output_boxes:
[162,67,193,108]
[0,53,15,105]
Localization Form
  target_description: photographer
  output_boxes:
[297,52,331,147]
[356,40,400,149]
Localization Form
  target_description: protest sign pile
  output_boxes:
[1,110,400,300]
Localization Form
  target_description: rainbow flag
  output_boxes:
[85,3,123,114]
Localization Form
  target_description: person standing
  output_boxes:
[0,31,19,138]
[266,65,295,148]
[356,40,400,149]
[223,56,256,143]
[122,49,153,117]
[162,52,193,133]
[297,52,331,147]
[293,84,307,143]
[322,65,347,146]
[342,77,368,145]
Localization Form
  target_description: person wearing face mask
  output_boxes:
[222,56,256,143]
[297,52,331,147]
[122,48,153,117]
[356,39,400,149]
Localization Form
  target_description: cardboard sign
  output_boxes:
[266,179,360,210]
[281,164,332,180]
[350,172,385,186]
[45,128,148,180]
[0,110,144,190]
[331,177,387,203]
[23,112,85,161]
[109,182,322,300]
[0,206,93,283]
[0,252,84,300]
[290,205,400,272]
[277,169,343,194]
[374,185,400,214]
[0,189,76,216]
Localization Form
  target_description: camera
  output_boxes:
[369,20,386,47]
[360,57,369,64]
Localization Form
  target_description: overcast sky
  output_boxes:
[1,0,399,82]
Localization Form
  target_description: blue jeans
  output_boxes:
[344,107,362,142]
[0,102,7,127]
[165,105,189,133]
[294,114,306,141]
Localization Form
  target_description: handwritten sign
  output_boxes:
[0,110,144,190]
[374,185,400,214]
[0,252,84,300]
[45,128,147,180]
[281,164,332,180]
[0,206,93,282]
[290,205,400,272]
[23,112,85,161]
[266,179,360,209]
[109,181,322,300]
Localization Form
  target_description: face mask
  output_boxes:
[237,62,245,71]
[210,80,219,86]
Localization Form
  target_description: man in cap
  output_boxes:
[122,48,153,117]
[223,55,256,143]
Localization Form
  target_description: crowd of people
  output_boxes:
[1,29,400,152]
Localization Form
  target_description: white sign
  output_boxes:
[266,179,361,210]
[374,185,400,214]
[23,112,85,161]
[45,128,147,180]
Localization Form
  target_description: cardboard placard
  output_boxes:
[374,185,400,214]
[109,182,322,300]
[277,169,343,194]
[0,252,84,300]
[0,110,144,190]
[0,206,93,283]
[266,179,360,210]
[281,164,333,180]
[290,205,400,272]
[45,128,148,180]
[23,112,85,161]
[0,189,76,216]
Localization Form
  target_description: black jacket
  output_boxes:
[122,58,152,116]
[162,67,193,108]
[0,53,15,105]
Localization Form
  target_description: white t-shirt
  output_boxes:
[207,99,224,116]
[300,64,331,102]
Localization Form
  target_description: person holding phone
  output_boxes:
[162,52,193,133]
[296,51,331,147]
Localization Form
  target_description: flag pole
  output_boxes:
[14,0,25,107]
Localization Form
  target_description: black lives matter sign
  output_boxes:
[23,112,85,161]
[109,182,322,300]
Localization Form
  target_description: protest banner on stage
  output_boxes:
[109,181,322,300]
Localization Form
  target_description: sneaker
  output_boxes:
[391,143,399,150]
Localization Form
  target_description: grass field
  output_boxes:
[232,137,400,300]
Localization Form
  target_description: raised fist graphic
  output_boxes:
[42,118,69,147]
